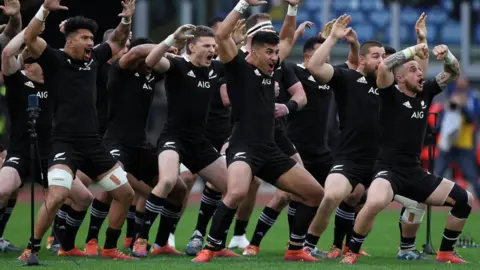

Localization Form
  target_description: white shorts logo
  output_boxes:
[53,152,66,161]
[234,152,246,159]
[163,142,176,148]
[375,171,389,178]
[110,149,121,157]
[6,157,20,164]
[331,165,343,171]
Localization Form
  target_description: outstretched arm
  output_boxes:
[307,14,351,84]
[107,0,135,56]
[376,43,428,89]
[292,21,313,49]
[0,0,22,48]
[1,29,24,76]
[278,0,299,61]
[344,28,360,69]
[146,24,196,73]
[118,44,155,69]
[415,12,429,75]
[433,45,460,90]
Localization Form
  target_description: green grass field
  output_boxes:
[0,203,479,269]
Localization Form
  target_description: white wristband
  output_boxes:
[35,5,48,21]
[164,34,175,47]
[444,50,456,64]
[121,17,131,25]
[234,0,249,14]
[287,5,298,16]
[401,46,416,60]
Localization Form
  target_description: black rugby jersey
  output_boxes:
[326,67,380,162]
[96,62,111,136]
[377,80,442,165]
[36,43,112,137]
[4,70,51,150]
[205,78,231,139]
[105,60,163,145]
[161,56,224,138]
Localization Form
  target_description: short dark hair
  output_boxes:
[186,25,216,54]
[359,40,383,56]
[246,13,272,31]
[251,31,280,48]
[384,46,396,56]
[64,16,98,37]
[103,29,115,42]
[129,37,154,49]
[303,36,325,53]
[207,16,224,28]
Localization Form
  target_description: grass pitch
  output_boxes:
[0,202,479,269]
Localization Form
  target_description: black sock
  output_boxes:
[86,199,110,242]
[400,236,416,250]
[154,200,181,247]
[0,199,16,238]
[62,208,87,251]
[399,207,405,243]
[195,185,221,236]
[250,207,280,246]
[139,193,165,240]
[304,233,320,249]
[104,227,122,249]
[333,202,355,249]
[27,237,41,253]
[126,205,136,238]
[233,219,249,236]
[287,201,299,235]
[55,204,71,247]
[440,228,461,251]
[171,218,179,235]
[130,211,145,249]
[205,201,236,251]
[288,203,317,250]
[347,230,367,254]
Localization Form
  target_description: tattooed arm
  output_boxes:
[377,43,428,88]
[106,0,135,56]
[433,45,460,89]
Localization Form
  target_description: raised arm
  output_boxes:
[278,0,299,61]
[0,0,22,48]
[118,44,156,69]
[307,14,351,84]
[106,0,135,56]
[344,28,360,69]
[1,29,24,76]
[145,24,196,73]
[432,45,460,90]
[415,13,429,75]
[292,21,313,47]
[376,43,428,89]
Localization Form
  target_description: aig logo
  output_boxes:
[368,87,379,95]
[37,91,48,99]
[411,111,424,119]
[198,81,210,88]
[262,78,272,85]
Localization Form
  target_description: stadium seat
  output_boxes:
[296,9,310,23]
[369,10,391,27]
[441,21,462,44]
[400,24,411,43]
[360,0,384,10]
[441,0,453,12]
[426,8,449,25]
[332,0,357,11]
[401,7,421,25]
[351,23,375,42]
[304,0,323,11]
[476,24,480,44]
[346,11,366,23]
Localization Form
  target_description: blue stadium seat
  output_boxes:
[296,9,310,23]
[304,0,323,11]
[441,21,461,44]
[441,0,453,12]
[401,8,421,24]
[360,0,384,10]
[369,10,391,27]
[426,25,438,42]
[426,8,448,25]
[476,24,480,44]
[400,24,411,43]
[332,0,356,11]
[351,24,375,41]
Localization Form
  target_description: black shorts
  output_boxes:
[373,163,443,203]
[275,126,297,157]
[295,144,333,186]
[329,159,374,190]
[0,144,5,152]
[49,136,118,179]
[226,141,296,184]
[207,133,230,153]
[2,147,49,188]
[106,141,158,187]
[157,135,221,174]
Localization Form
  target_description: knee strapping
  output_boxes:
[97,166,128,191]
[394,195,426,224]
[448,184,472,219]
[48,169,74,190]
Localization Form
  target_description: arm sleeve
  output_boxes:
[224,51,246,72]
[93,42,113,64]
[425,79,443,102]
[282,62,299,90]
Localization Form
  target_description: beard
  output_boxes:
[405,80,421,93]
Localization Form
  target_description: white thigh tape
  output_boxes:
[48,168,73,190]
[97,166,128,191]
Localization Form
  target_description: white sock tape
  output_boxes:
[234,0,249,14]
[287,5,298,16]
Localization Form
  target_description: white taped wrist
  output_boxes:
[287,5,298,16]
[234,0,249,14]
[164,34,175,47]
[444,50,456,64]
[35,5,48,21]
[401,46,416,60]
[121,17,131,25]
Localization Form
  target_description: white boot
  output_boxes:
[228,234,250,249]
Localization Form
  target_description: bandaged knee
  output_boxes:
[48,168,74,190]
[97,166,128,191]
[394,194,426,224]
[448,184,472,219]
